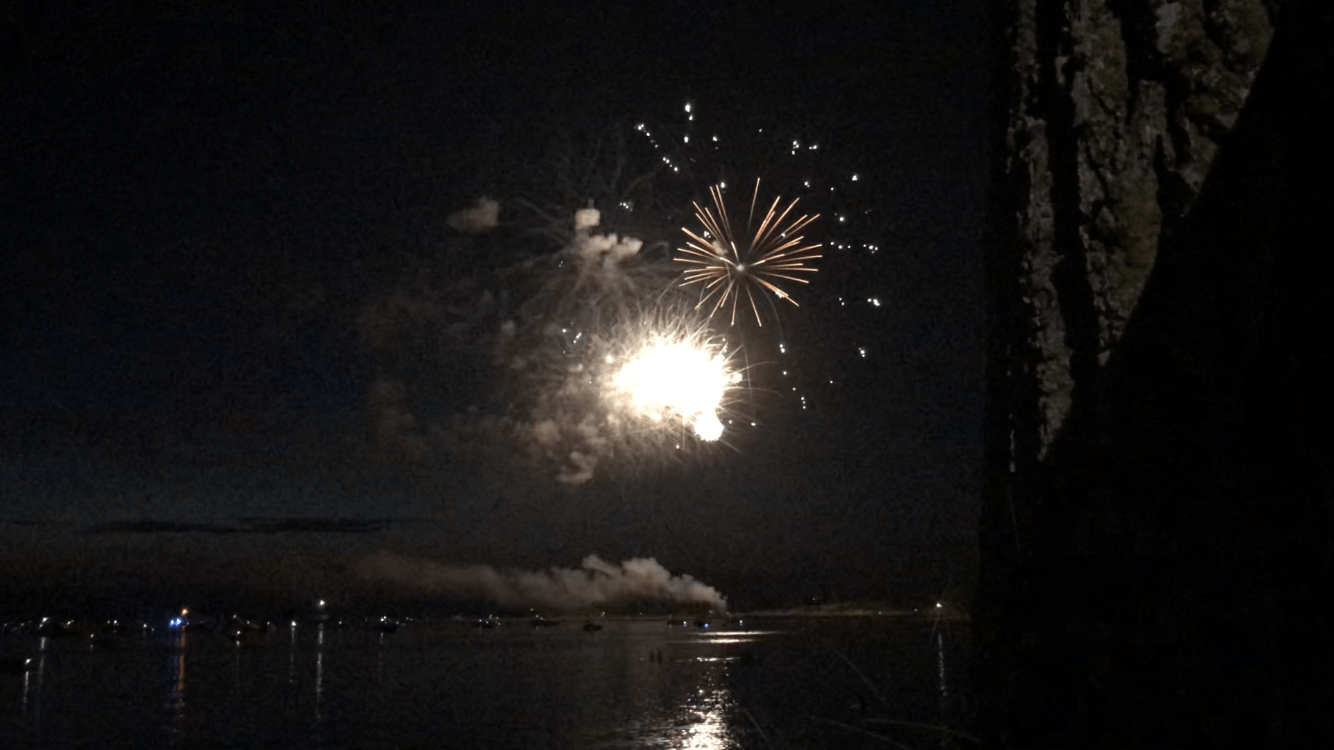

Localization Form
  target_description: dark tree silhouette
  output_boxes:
[977,1,1330,746]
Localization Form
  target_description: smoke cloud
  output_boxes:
[446,196,500,234]
[357,553,727,612]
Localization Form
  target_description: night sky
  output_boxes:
[1,3,991,611]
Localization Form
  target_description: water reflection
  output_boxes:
[658,640,743,750]
[288,621,297,691]
[681,682,736,749]
[26,635,48,726]
[937,629,950,715]
[687,630,778,646]
[1,615,966,748]
[315,623,325,725]
[376,630,388,685]
[163,626,187,746]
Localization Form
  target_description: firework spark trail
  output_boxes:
[677,178,823,326]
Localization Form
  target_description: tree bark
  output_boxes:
[977,0,1330,746]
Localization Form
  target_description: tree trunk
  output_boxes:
[977,0,1330,746]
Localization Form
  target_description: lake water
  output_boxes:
[1,615,971,749]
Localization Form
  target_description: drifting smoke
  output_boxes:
[446,196,500,234]
[357,553,728,612]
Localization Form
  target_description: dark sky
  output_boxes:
[1,2,991,610]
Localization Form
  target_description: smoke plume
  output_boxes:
[357,553,727,612]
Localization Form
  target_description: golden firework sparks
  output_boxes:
[676,178,822,325]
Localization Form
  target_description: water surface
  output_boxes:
[1,615,970,749]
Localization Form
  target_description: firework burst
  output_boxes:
[677,179,822,326]
[504,287,748,484]
[608,327,740,443]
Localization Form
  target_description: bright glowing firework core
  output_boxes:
[612,337,737,441]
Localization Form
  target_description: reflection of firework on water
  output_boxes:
[677,179,822,326]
